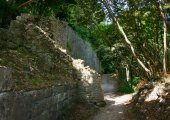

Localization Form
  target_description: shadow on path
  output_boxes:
[90,74,134,120]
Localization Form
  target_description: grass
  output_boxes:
[31,76,43,85]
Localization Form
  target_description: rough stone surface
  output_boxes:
[1,14,76,90]
[72,59,104,105]
[0,14,104,120]
[132,81,168,103]
[0,84,77,120]
[0,66,13,92]
[129,79,170,120]
[38,15,101,72]
[11,13,101,72]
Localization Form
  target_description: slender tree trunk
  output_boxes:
[102,0,151,75]
[129,64,133,88]
[126,64,130,82]
[159,0,167,74]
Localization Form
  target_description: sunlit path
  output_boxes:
[91,74,134,120]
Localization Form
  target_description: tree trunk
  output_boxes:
[159,0,167,75]
[129,64,133,88]
[126,64,130,82]
[101,0,151,76]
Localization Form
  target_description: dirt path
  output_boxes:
[90,74,134,120]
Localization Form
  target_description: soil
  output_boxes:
[90,93,135,120]
[59,102,99,120]
[90,74,135,120]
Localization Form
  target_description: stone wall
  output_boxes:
[35,15,101,72]
[0,66,77,120]
[72,59,104,106]
[0,14,78,120]
[0,14,104,120]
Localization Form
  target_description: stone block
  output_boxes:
[0,66,12,91]
[0,85,77,120]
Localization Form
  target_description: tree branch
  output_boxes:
[101,0,151,75]
[19,0,35,7]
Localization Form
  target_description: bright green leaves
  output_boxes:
[67,0,105,26]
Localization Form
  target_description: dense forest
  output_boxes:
[0,0,170,92]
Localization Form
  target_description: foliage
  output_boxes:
[131,77,140,87]
[117,68,133,93]
[0,0,105,27]
[1,0,170,88]
[71,22,119,73]
[96,45,114,73]
[31,76,43,85]
[0,0,19,27]
[68,0,105,25]
[19,0,76,17]
[70,22,118,73]
[100,0,170,79]
[0,0,76,27]
[118,82,134,93]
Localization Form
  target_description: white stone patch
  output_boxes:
[145,83,166,102]
[72,59,104,103]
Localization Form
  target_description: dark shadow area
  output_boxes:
[126,82,170,120]
[127,94,170,120]
[59,102,99,120]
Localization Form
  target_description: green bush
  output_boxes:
[132,77,140,86]
[118,82,134,93]
[96,45,114,73]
